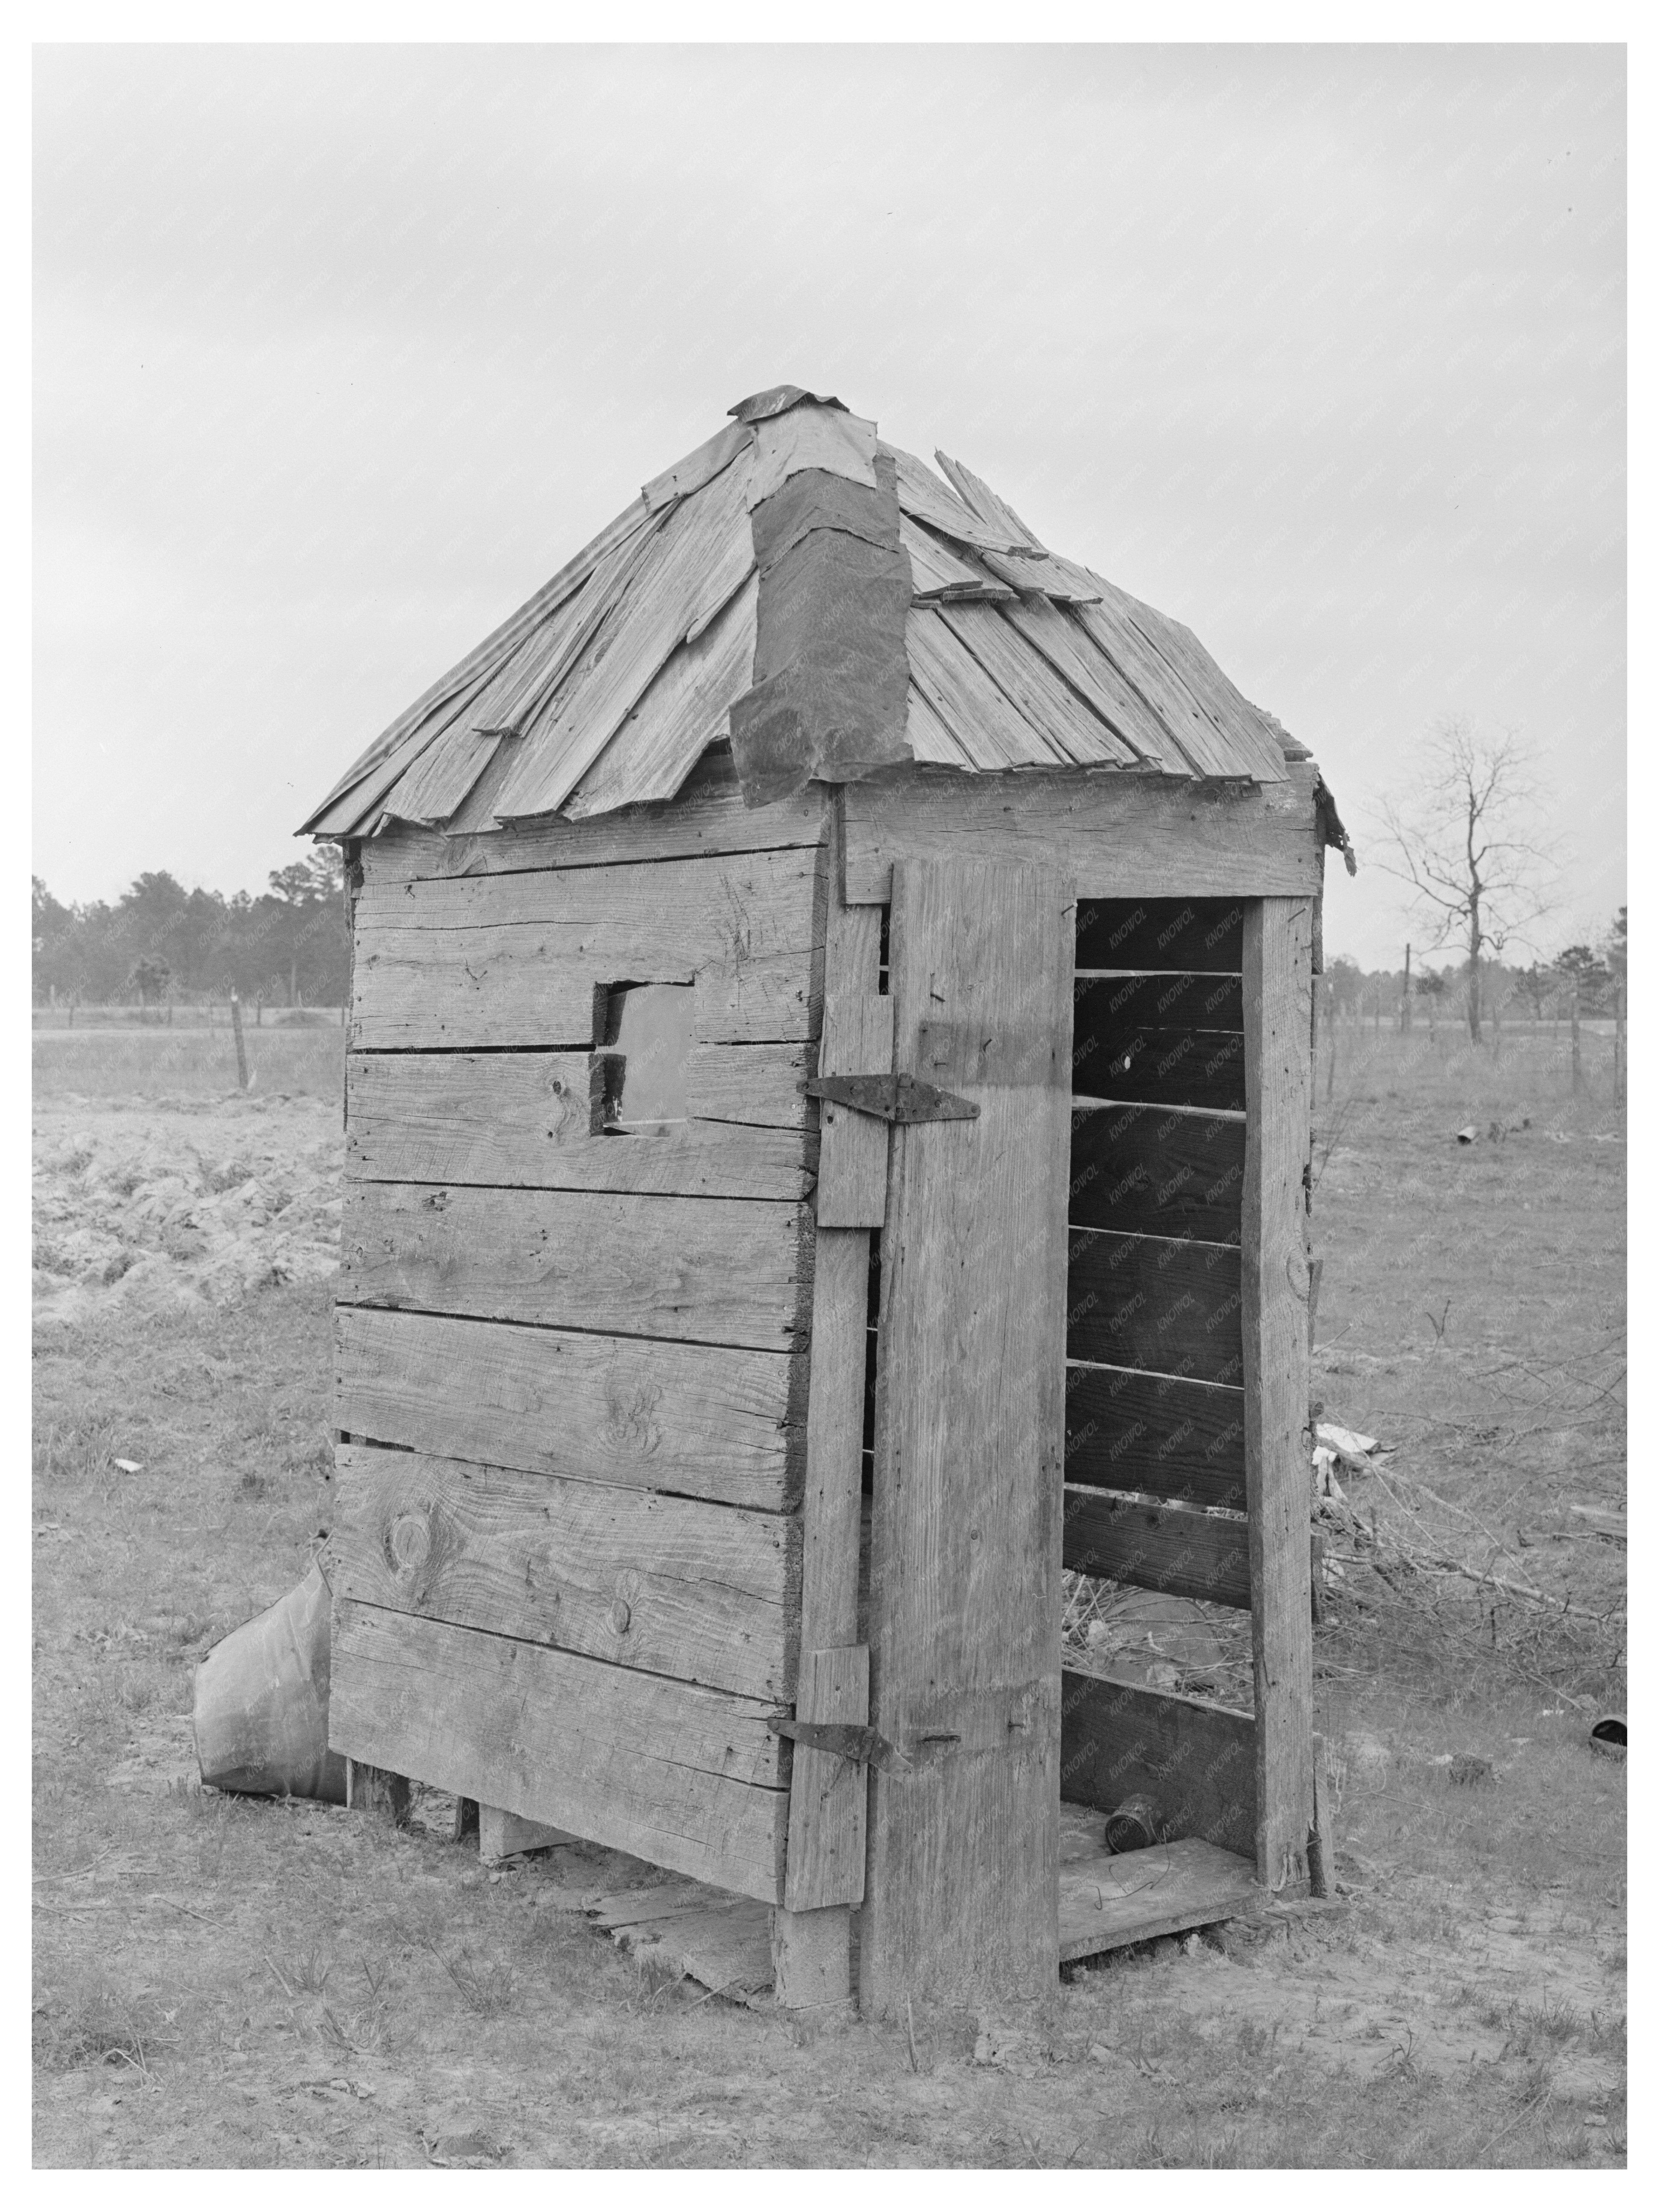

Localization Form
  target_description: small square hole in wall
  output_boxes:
[602,984,693,1131]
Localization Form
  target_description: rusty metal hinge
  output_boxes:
[766,1717,913,1774]
[805,1073,979,1126]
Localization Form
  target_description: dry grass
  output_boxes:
[31,1026,1624,2168]
[34,1024,346,1101]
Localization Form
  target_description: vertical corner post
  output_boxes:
[1241,897,1316,1894]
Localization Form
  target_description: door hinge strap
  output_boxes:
[805,1073,979,1125]
[766,1717,913,1774]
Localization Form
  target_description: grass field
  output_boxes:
[32,1020,1625,2168]
[34,1023,347,1102]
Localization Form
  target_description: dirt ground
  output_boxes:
[32,1026,1626,2168]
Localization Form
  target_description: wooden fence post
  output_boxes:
[1615,985,1625,1107]
[230,989,249,1091]
[1570,981,1582,1096]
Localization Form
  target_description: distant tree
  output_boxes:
[1553,944,1611,1011]
[129,953,172,1007]
[1603,905,1627,986]
[1372,716,1560,1043]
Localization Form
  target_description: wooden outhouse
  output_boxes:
[302,385,1351,2016]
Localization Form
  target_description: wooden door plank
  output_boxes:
[782,1645,869,1912]
[861,856,1073,2016]
[360,749,826,885]
[1066,1228,1243,1385]
[341,1183,812,1351]
[773,845,881,1997]
[348,1049,815,1199]
[1242,897,1317,1892]
[1064,1363,1246,1510]
[329,1601,789,1904]
[336,1306,805,1512]
[1062,1487,1251,1610]
[1060,1671,1256,1859]
[842,769,1322,905]
[1070,1105,1246,1242]
[815,991,893,1228]
[331,1442,799,1703]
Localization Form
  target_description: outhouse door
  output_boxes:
[858,855,1075,2017]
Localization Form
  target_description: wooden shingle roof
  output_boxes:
[302,389,1310,841]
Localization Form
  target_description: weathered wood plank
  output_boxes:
[331,1443,799,1702]
[1065,1363,1246,1511]
[814,990,893,1228]
[861,857,1072,2017]
[340,1184,812,1351]
[303,496,653,836]
[1242,897,1317,1892]
[361,749,826,885]
[1072,1023,1246,1111]
[899,513,1015,604]
[1109,587,1290,785]
[843,769,1321,905]
[347,1049,814,1199]
[881,442,1038,558]
[1070,1105,1246,1243]
[1066,1228,1243,1385]
[353,933,603,1050]
[781,1645,869,1912]
[1060,1671,1256,1859]
[563,570,759,819]
[1074,895,1246,974]
[1072,595,1246,781]
[778,833,882,1981]
[491,448,757,819]
[1058,1834,1259,1962]
[937,602,1135,767]
[1062,1487,1251,1610]
[684,1041,814,1129]
[1000,597,1173,768]
[335,1307,805,1512]
[355,843,818,949]
[1074,970,1244,1036]
[642,415,754,513]
[329,1601,789,1904]
[905,606,1066,768]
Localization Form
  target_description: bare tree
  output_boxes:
[1372,717,1560,1043]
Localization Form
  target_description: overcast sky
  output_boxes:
[33,43,1625,965]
